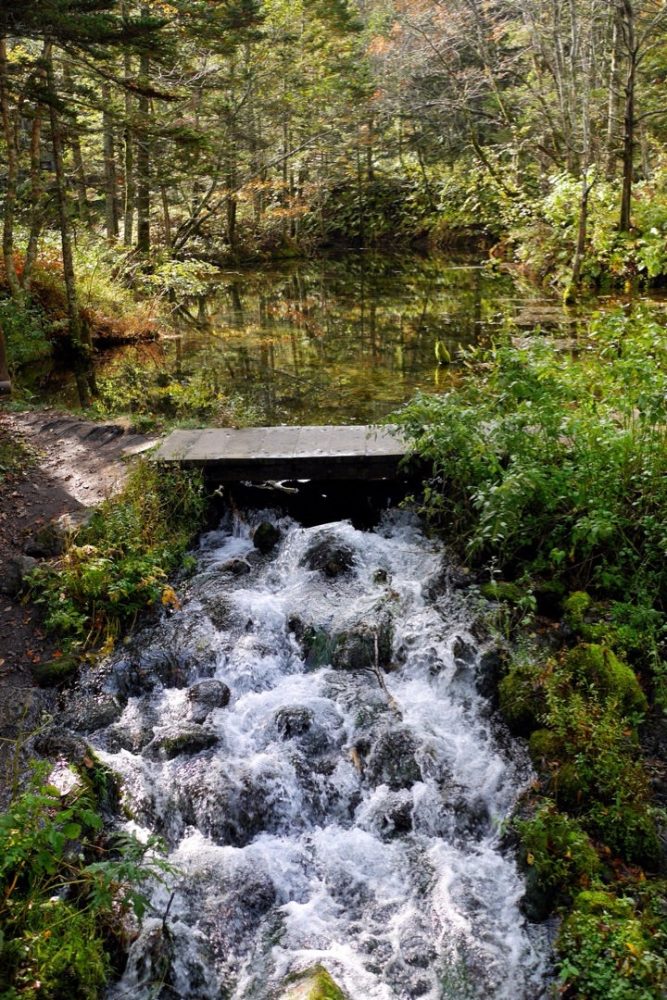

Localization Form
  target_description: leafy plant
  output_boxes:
[28,459,206,653]
[0,766,172,999]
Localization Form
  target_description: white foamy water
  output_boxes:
[80,511,550,999]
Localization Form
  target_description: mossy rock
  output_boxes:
[281,965,348,1000]
[32,654,79,687]
[563,643,647,715]
[586,802,662,869]
[562,591,592,627]
[302,627,337,670]
[528,728,561,765]
[573,889,633,919]
[498,661,544,736]
[480,581,525,605]
[553,761,586,810]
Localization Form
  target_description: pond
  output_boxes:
[36,253,574,425]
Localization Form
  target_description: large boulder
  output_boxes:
[332,616,393,672]
[365,727,422,790]
[143,724,218,761]
[24,509,94,558]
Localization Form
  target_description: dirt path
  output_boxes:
[0,407,154,802]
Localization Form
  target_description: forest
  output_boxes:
[1,2,667,999]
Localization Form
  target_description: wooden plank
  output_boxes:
[154,425,407,481]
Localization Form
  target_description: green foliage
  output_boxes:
[396,303,667,621]
[0,769,171,999]
[557,886,667,1000]
[515,801,601,896]
[29,459,206,652]
[0,296,51,370]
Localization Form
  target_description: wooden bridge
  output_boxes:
[154,425,408,482]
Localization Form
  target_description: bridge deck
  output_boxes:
[154,425,407,481]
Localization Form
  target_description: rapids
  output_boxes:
[75,509,552,999]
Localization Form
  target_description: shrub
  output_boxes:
[514,802,601,896]
[557,887,667,999]
[0,767,171,999]
[29,459,206,653]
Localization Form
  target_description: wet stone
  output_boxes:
[332,616,393,672]
[144,725,218,761]
[366,727,422,790]
[303,536,355,578]
[452,635,476,667]
[274,706,313,739]
[219,558,252,576]
[253,521,281,554]
[475,647,508,707]
[62,694,123,733]
[187,679,231,723]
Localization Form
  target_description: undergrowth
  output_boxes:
[396,303,667,998]
[28,459,206,660]
[0,761,171,999]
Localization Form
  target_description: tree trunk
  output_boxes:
[619,0,636,232]
[102,81,119,239]
[0,320,11,395]
[22,42,49,291]
[605,7,621,178]
[136,45,151,254]
[123,49,135,245]
[62,61,89,222]
[46,46,95,406]
[0,36,21,298]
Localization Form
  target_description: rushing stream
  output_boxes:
[71,506,552,999]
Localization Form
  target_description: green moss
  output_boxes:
[480,580,524,605]
[515,802,601,896]
[573,890,633,918]
[553,761,585,811]
[32,654,79,686]
[562,590,592,627]
[528,728,560,764]
[587,802,663,869]
[564,643,647,715]
[283,965,348,1000]
[498,660,544,735]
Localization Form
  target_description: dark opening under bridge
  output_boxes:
[154,425,409,482]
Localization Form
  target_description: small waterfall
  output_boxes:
[73,509,552,999]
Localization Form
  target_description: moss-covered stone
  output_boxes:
[563,643,647,715]
[32,654,79,686]
[480,580,525,605]
[572,889,633,918]
[528,728,560,764]
[281,964,348,1000]
[562,590,592,627]
[553,761,585,810]
[498,660,544,735]
[302,626,337,670]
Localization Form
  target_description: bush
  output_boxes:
[557,886,667,999]
[29,459,206,652]
[514,801,601,897]
[0,767,171,999]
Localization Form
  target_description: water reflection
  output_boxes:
[166,254,525,424]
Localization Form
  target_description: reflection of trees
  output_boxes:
[170,255,522,422]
